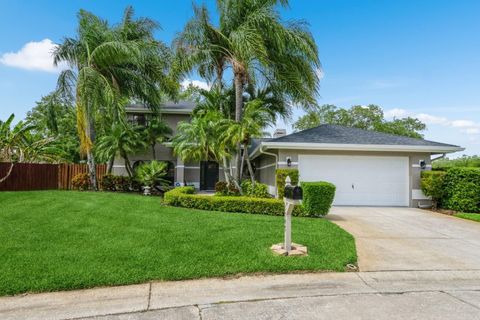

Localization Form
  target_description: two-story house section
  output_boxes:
[112,101,221,190]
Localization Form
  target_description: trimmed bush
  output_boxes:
[164,187,305,216]
[99,174,141,192]
[420,171,446,209]
[443,168,480,212]
[301,181,336,216]
[71,173,90,191]
[276,169,299,198]
[241,180,271,198]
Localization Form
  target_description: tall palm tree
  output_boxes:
[175,0,321,181]
[96,122,146,176]
[142,115,172,160]
[54,7,174,189]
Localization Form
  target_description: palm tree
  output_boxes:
[172,110,237,186]
[54,7,174,189]
[224,99,276,183]
[142,115,172,159]
[175,0,321,181]
[0,114,62,183]
[96,122,146,176]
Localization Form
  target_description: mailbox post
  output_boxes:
[271,176,308,256]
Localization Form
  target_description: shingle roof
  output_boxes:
[269,124,460,148]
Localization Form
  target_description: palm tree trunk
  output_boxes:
[222,157,230,184]
[239,148,246,181]
[107,155,114,174]
[151,143,156,159]
[124,156,133,177]
[234,73,244,182]
[0,162,14,184]
[244,148,255,184]
[87,151,97,190]
[86,118,97,190]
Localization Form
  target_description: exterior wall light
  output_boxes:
[419,160,426,170]
[286,157,292,167]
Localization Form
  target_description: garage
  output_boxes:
[298,155,410,206]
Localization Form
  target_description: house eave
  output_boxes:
[250,142,464,159]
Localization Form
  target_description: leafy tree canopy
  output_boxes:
[294,104,426,139]
[26,93,81,162]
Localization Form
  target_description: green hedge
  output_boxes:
[164,186,306,216]
[420,171,446,209]
[301,181,336,216]
[443,168,480,213]
[276,169,299,198]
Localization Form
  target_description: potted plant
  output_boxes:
[135,161,169,195]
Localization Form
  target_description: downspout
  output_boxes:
[258,145,279,198]
[431,153,446,162]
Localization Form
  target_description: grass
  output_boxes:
[0,191,356,296]
[454,213,480,222]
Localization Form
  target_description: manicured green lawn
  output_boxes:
[454,213,480,222]
[0,191,356,296]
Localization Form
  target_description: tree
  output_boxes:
[175,0,321,181]
[142,115,172,160]
[96,122,146,176]
[26,93,81,162]
[172,110,236,186]
[54,6,174,189]
[294,104,426,138]
[0,114,62,183]
[224,98,276,183]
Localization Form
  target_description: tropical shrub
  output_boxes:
[100,174,116,191]
[215,181,228,196]
[420,171,446,209]
[241,180,271,198]
[164,187,305,216]
[227,183,240,196]
[443,168,480,212]
[71,173,91,191]
[300,181,336,216]
[135,161,169,188]
[276,169,299,198]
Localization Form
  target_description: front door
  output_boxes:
[200,161,219,190]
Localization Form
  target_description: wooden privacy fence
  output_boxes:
[0,163,107,191]
[57,163,107,190]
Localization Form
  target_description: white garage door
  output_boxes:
[298,155,409,206]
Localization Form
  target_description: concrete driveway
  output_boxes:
[328,207,480,271]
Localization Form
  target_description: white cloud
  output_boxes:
[181,79,210,90]
[451,120,476,128]
[0,39,67,73]
[384,108,409,119]
[416,113,449,125]
[384,108,480,136]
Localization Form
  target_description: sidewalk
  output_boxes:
[2,270,480,319]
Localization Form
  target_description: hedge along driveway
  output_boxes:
[0,191,357,296]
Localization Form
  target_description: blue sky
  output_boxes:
[0,0,479,156]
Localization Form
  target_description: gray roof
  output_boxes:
[269,124,460,148]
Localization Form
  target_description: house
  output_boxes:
[114,103,464,207]
[113,101,223,191]
[250,125,463,207]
